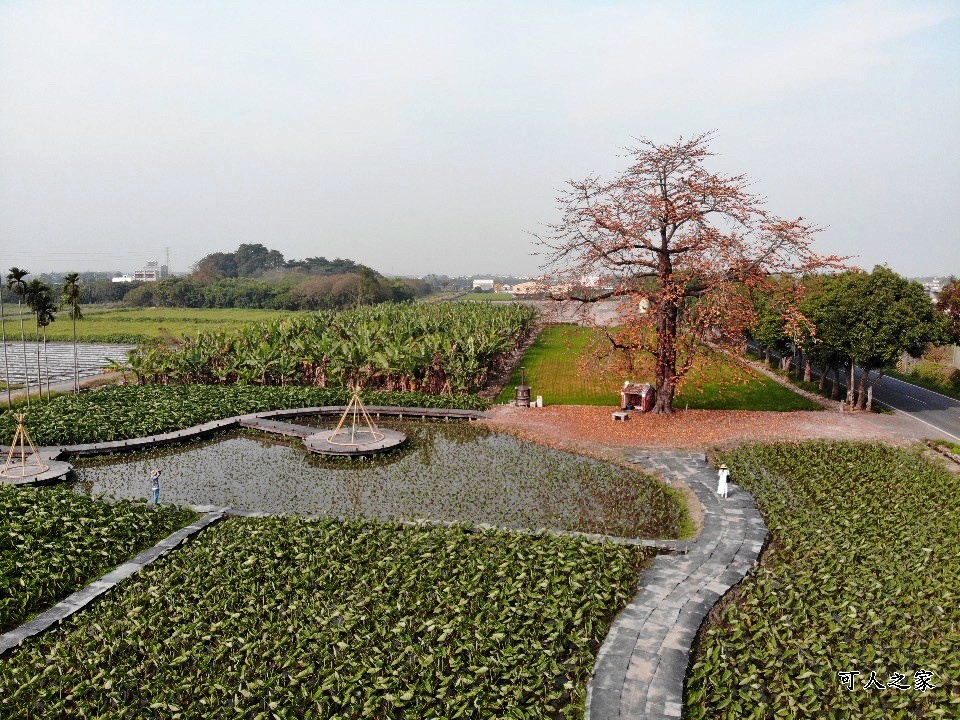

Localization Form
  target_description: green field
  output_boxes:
[457,293,515,302]
[0,307,298,344]
[498,326,822,410]
[0,517,650,718]
[687,442,960,718]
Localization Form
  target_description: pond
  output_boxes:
[71,419,684,539]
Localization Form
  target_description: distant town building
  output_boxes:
[923,277,944,301]
[472,279,495,291]
[512,281,547,296]
[134,261,169,282]
[111,260,170,283]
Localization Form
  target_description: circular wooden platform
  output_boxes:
[303,429,408,458]
[0,459,73,485]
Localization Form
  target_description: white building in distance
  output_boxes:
[113,261,169,282]
[472,279,495,291]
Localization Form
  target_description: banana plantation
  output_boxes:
[122,303,538,394]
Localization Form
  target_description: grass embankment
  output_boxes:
[0,517,650,718]
[0,385,489,446]
[687,441,960,719]
[0,307,299,344]
[498,326,821,411]
[0,485,197,632]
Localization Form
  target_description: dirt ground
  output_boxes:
[483,404,959,537]
[483,403,943,458]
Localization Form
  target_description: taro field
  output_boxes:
[686,441,960,719]
[0,384,488,446]
[0,484,197,632]
[0,517,651,719]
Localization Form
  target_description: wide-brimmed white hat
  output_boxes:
[719,463,728,469]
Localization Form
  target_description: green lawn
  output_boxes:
[499,325,821,411]
[687,442,960,718]
[0,307,300,344]
[0,517,650,718]
[457,293,515,302]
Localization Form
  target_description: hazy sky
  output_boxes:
[1,1,958,278]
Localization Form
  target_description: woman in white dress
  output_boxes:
[717,463,729,498]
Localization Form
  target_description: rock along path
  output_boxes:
[586,450,768,720]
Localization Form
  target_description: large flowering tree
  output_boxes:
[539,132,845,413]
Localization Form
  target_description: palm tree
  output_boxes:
[1,280,11,407]
[61,273,83,393]
[34,291,57,397]
[6,268,30,406]
[25,279,52,400]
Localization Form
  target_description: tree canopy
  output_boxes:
[750,267,945,409]
[936,276,960,345]
[540,132,843,413]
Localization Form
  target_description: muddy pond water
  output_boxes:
[71,419,681,538]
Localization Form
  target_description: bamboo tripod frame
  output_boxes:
[327,388,385,446]
[2,413,49,478]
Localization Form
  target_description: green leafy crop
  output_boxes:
[0,384,488,446]
[0,484,197,632]
[686,441,960,718]
[1,517,650,718]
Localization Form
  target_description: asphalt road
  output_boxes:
[861,371,960,443]
[749,342,960,442]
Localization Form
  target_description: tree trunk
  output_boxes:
[43,328,50,396]
[73,315,79,393]
[818,366,827,391]
[652,302,678,414]
[856,369,869,410]
[865,372,884,412]
[0,288,10,408]
[764,348,771,366]
[35,328,42,401]
[831,366,841,400]
[804,358,812,383]
[18,299,29,407]
[847,363,856,408]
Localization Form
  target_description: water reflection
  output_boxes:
[71,420,679,538]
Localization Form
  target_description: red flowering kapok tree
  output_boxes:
[539,132,845,413]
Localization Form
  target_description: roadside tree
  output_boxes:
[803,268,944,410]
[539,133,844,413]
[936,276,960,344]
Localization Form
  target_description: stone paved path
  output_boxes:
[586,450,767,720]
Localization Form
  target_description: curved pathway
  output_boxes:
[587,450,767,720]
